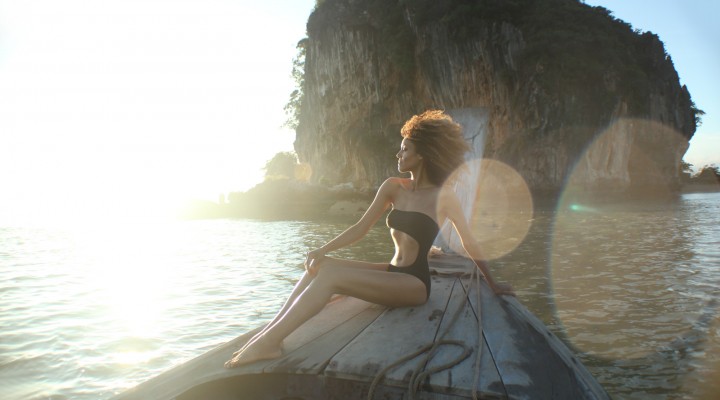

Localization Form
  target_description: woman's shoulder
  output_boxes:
[381,177,411,190]
[377,177,412,203]
[437,184,462,210]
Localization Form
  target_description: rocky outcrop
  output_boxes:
[294,0,699,196]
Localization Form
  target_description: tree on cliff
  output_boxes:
[694,165,720,184]
[284,38,307,130]
[680,161,694,183]
[264,151,314,183]
[264,152,299,180]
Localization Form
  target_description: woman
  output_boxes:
[225,110,514,368]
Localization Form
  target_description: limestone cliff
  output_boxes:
[293,0,700,196]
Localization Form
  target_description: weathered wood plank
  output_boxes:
[429,255,476,277]
[325,375,488,400]
[424,277,506,399]
[467,278,610,400]
[115,256,609,400]
[115,298,379,400]
[263,299,384,375]
[501,297,610,400]
[112,327,264,400]
[272,296,378,356]
[468,280,538,398]
[324,276,455,387]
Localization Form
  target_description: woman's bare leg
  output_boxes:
[232,272,315,356]
[232,258,387,356]
[271,257,387,321]
[225,265,426,367]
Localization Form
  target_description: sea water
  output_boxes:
[0,192,718,399]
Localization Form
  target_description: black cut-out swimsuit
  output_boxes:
[386,209,440,299]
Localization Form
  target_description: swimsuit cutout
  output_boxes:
[386,208,440,299]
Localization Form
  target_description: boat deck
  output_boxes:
[113,256,609,400]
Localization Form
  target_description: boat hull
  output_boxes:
[114,257,609,400]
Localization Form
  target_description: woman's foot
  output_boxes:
[231,319,280,357]
[224,337,282,368]
[232,333,262,358]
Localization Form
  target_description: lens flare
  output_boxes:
[551,117,696,359]
[294,162,313,182]
[562,118,688,203]
[439,158,533,260]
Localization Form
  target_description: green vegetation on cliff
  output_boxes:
[284,39,307,130]
[308,0,416,79]
[682,163,720,188]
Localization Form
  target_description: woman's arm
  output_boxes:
[440,189,515,296]
[305,178,397,273]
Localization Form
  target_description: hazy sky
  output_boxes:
[0,0,717,223]
[586,0,720,169]
[0,0,317,223]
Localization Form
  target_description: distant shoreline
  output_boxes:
[179,179,719,221]
[680,183,720,194]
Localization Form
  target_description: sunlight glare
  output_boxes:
[72,221,184,338]
[0,0,302,226]
[111,350,160,366]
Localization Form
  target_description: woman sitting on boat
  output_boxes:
[225,110,514,368]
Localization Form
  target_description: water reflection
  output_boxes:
[488,193,719,398]
[1,194,717,399]
[551,202,697,359]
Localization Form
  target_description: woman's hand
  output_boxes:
[304,249,327,276]
[490,282,515,297]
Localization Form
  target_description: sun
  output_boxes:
[0,0,304,227]
[71,220,184,339]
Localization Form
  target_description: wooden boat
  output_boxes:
[113,256,610,399]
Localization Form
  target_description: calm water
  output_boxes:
[0,192,718,399]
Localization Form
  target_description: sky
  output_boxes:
[0,0,717,224]
[585,0,720,169]
[0,0,318,223]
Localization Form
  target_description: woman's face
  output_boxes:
[396,138,423,173]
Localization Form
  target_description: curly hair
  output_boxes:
[400,110,470,186]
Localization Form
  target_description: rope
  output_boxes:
[367,265,484,400]
[366,339,471,400]
[471,267,483,400]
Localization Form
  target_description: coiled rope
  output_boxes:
[367,265,484,400]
